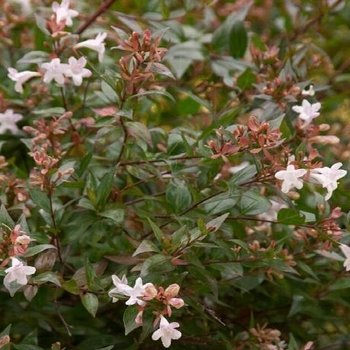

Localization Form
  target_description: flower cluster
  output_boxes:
[7,0,106,95]
[114,28,171,96]
[249,323,287,350]
[41,56,92,86]
[109,275,184,348]
[208,116,283,163]
[275,99,347,200]
[275,161,346,200]
[0,225,36,296]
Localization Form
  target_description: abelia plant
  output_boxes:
[0,1,350,349]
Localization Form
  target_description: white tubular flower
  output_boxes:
[152,316,182,348]
[4,257,36,286]
[7,68,41,93]
[0,109,23,134]
[310,162,347,200]
[275,165,307,193]
[52,0,79,26]
[340,244,350,271]
[41,58,69,85]
[75,33,107,62]
[65,57,92,86]
[108,274,132,302]
[124,278,152,306]
[292,99,321,126]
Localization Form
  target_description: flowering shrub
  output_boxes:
[1,0,350,349]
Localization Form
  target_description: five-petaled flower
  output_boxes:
[4,257,36,287]
[152,316,182,348]
[52,0,79,26]
[41,58,68,85]
[108,274,132,303]
[275,165,307,193]
[65,57,92,86]
[310,162,347,200]
[7,68,41,93]
[75,32,107,62]
[109,275,153,306]
[125,277,153,306]
[0,109,23,134]
[292,99,321,126]
[339,244,350,271]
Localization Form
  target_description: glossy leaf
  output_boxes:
[166,179,192,213]
[229,21,248,59]
[277,208,306,225]
[82,293,99,317]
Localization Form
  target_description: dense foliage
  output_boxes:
[1,0,350,349]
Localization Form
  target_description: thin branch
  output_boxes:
[76,0,117,36]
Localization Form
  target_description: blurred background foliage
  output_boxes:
[1,0,350,349]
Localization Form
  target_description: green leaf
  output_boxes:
[129,89,175,103]
[297,261,319,281]
[229,164,257,187]
[0,325,11,349]
[32,272,61,286]
[101,80,118,103]
[277,208,305,225]
[133,239,160,256]
[166,179,192,213]
[24,244,57,258]
[229,21,248,58]
[206,213,229,233]
[123,306,141,335]
[329,277,350,291]
[62,279,79,295]
[167,133,186,155]
[125,121,152,146]
[237,67,257,90]
[32,107,66,116]
[189,266,218,299]
[98,208,124,224]
[232,275,264,292]
[97,169,115,210]
[76,151,93,177]
[170,225,189,247]
[140,254,174,277]
[211,4,251,53]
[288,295,306,317]
[0,325,11,337]
[240,190,271,215]
[17,50,49,65]
[203,193,238,215]
[13,345,43,350]
[147,218,164,245]
[29,189,51,213]
[287,333,300,350]
[0,204,15,228]
[81,293,99,317]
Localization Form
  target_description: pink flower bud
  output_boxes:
[143,283,158,300]
[169,298,185,309]
[135,310,144,325]
[164,284,180,298]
